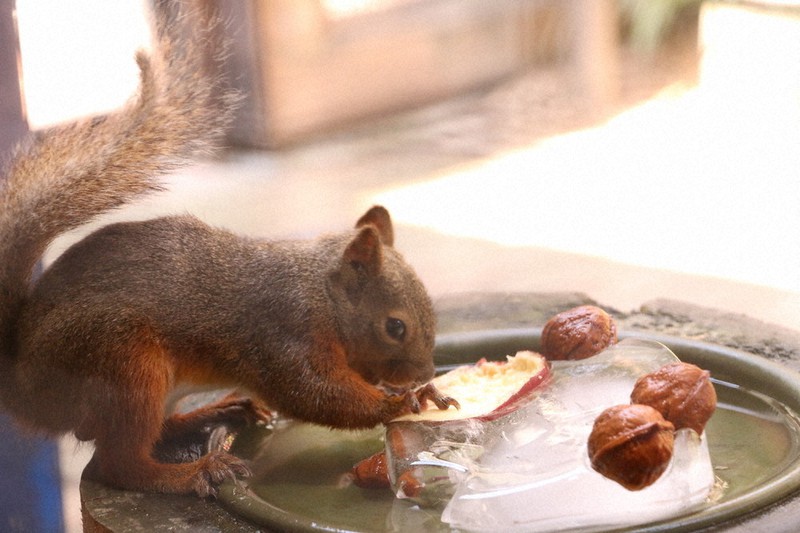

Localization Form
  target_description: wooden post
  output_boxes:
[569,0,620,111]
[0,0,27,157]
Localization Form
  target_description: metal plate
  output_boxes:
[218,330,800,532]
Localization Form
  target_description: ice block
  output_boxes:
[385,339,716,532]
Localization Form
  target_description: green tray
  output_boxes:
[218,329,800,532]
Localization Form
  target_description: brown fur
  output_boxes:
[0,1,451,497]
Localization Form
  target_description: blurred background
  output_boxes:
[2,0,799,531]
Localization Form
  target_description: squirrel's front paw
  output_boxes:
[383,383,460,420]
[381,390,422,420]
[415,382,461,412]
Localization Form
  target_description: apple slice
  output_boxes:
[395,351,550,422]
[350,351,550,489]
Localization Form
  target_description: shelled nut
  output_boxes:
[630,362,717,435]
[540,305,618,360]
[587,404,675,490]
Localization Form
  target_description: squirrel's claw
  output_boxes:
[415,382,461,412]
[380,389,422,420]
[405,392,422,414]
[192,451,252,499]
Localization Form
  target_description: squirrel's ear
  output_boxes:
[344,226,383,276]
[356,205,394,247]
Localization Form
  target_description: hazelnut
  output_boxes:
[630,362,717,435]
[588,404,675,490]
[540,305,618,360]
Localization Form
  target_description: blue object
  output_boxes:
[0,414,64,532]
[1,0,64,530]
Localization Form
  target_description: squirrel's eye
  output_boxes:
[385,317,406,341]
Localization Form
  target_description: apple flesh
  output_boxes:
[396,351,550,422]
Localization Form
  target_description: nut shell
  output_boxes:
[540,305,618,360]
[588,404,675,490]
[630,362,717,434]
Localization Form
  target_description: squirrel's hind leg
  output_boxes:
[84,387,255,497]
[87,439,251,498]
[81,333,253,497]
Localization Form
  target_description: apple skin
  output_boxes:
[350,450,391,489]
[477,362,551,422]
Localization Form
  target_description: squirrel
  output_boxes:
[0,1,456,497]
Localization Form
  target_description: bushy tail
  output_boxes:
[0,1,236,359]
